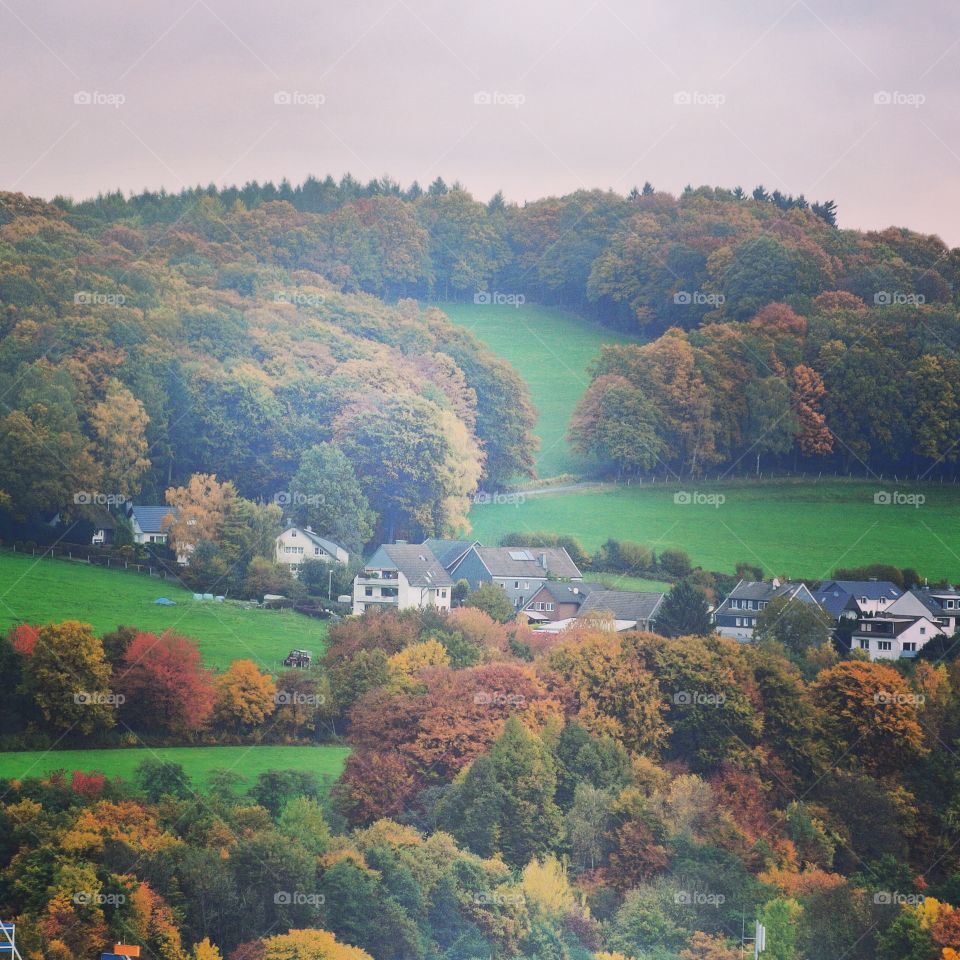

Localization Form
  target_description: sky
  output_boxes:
[1,0,959,243]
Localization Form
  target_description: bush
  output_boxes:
[658,548,692,578]
[596,538,654,574]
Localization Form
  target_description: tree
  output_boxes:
[464,582,515,622]
[164,473,237,556]
[655,580,713,637]
[260,928,373,960]
[115,631,216,736]
[811,661,927,774]
[21,620,115,735]
[288,444,375,553]
[745,376,797,473]
[213,660,277,733]
[137,759,194,801]
[754,596,834,660]
[219,497,283,570]
[793,365,833,457]
[89,379,151,496]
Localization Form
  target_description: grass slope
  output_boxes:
[0,745,350,794]
[468,480,960,581]
[0,551,328,671]
[440,302,634,479]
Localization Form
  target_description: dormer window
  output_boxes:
[291,530,297,537]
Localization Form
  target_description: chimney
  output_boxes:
[305,525,313,533]
[771,577,781,588]
[538,552,547,569]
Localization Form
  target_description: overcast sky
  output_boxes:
[2,0,958,243]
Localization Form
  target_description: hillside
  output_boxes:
[439,302,635,478]
[0,551,328,670]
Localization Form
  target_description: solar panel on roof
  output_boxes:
[508,549,533,561]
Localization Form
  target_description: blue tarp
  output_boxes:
[153,597,176,605]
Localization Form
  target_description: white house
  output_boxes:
[885,587,960,636]
[850,615,944,660]
[128,505,176,545]
[353,542,452,615]
[275,525,348,576]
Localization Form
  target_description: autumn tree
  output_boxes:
[213,660,277,733]
[21,620,115,735]
[164,473,237,556]
[115,631,216,736]
[793,364,833,457]
[89,378,151,496]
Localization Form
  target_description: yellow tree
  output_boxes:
[213,659,277,733]
[89,379,151,496]
[163,473,237,554]
[261,928,373,960]
[386,639,450,692]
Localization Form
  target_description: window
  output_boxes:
[859,639,869,649]
[365,587,373,597]
[547,602,554,611]
[523,581,529,590]
[920,627,926,635]
[879,597,887,604]
[314,547,320,555]
[903,642,917,651]
[291,530,297,537]
[863,623,872,632]
[514,581,520,589]
[877,641,893,651]
[440,589,447,598]
[735,617,742,627]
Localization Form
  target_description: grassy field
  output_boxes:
[440,302,634,479]
[0,745,349,793]
[468,479,960,581]
[0,551,329,671]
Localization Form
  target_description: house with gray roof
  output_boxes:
[275,525,348,576]
[814,580,902,619]
[352,541,453,615]
[576,590,666,632]
[520,581,603,622]
[713,578,817,642]
[127,504,177,545]
[448,544,583,610]
[885,586,960,636]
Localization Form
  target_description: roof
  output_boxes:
[473,546,582,580]
[420,538,479,570]
[279,526,347,556]
[129,505,177,533]
[817,580,902,600]
[578,590,666,624]
[714,579,813,617]
[533,581,604,605]
[904,588,960,617]
[853,615,939,638]
[366,543,454,587]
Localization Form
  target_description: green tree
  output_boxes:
[137,759,194,801]
[655,580,712,637]
[464,582,515,623]
[289,444,375,554]
[754,595,834,660]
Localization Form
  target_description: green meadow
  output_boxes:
[440,302,634,479]
[0,550,329,671]
[0,745,350,794]
[467,480,960,581]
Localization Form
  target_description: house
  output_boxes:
[850,614,944,660]
[127,505,176,545]
[520,581,601,623]
[420,538,480,571]
[275,525,348,576]
[884,586,960,637]
[576,590,666,632]
[352,542,453,615]
[713,578,818,642]
[813,580,902,619]
[88,507,117,546]
[447,545,583,610]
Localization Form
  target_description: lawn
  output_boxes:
[440,302,635,480]
[467,479,960,581]
[0,550,329,671]
[0,745,350,794]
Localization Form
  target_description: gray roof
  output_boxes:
[817,580,902,600]
[907,588,960,617]
[420,538,479,570]
[578,590,666,623]
[129,505,177,533]
[474,546,582,580]
[714,579,812,617]
[280,526,347,556]
[368,543,454,587]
